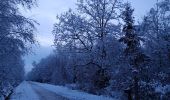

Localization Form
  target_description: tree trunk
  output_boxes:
[124,88,132,100]
[134,76,139,100]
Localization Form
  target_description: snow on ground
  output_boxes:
[10,81,39,100]
[155,85,170,94]
[32,82,116,100]
[10,81,116,100]
[30,82,69,100]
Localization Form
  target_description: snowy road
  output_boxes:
[10,81,70,100]
[10,81,115,100]
[30,82,69,100]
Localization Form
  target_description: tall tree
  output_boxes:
[0,0,37,98]
[119,3,149,100]
[139,0,170,98]
[53,0,123,91]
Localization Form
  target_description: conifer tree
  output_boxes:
[119,3,149,100]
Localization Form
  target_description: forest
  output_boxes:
[0,0,170,100]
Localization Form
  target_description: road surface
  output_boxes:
[30,82,70,100]
[10,82,71,100]
[10,81,115,100]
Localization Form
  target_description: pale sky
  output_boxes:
[23,0,156,73]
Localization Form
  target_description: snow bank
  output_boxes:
[33,82,116,100]
[155,85,170,94]
[10,81,39,100]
